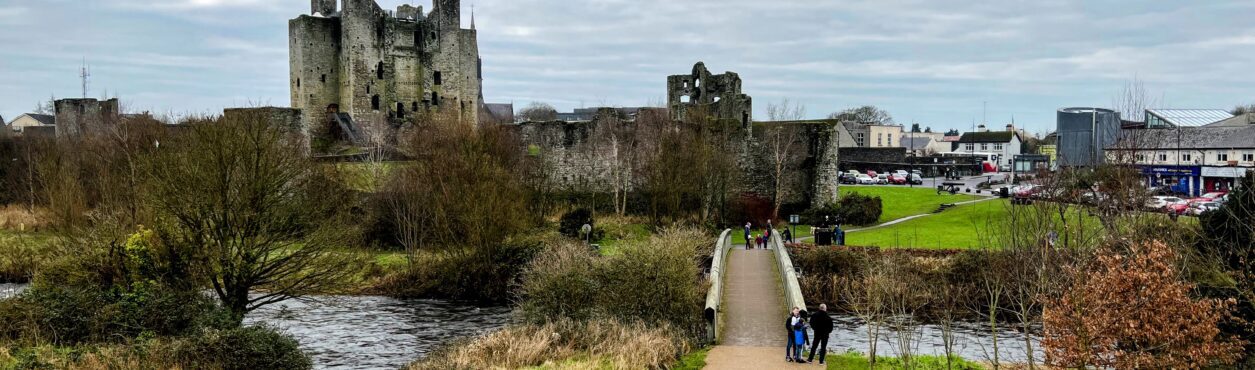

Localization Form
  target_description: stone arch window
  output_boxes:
[431,92,439,106]
[366,85,371,94]
[320,74,326,83]
[412,102,418,111]
[326,104,340,113]
[296,78,301,88]
[371,95,381,111]
[376,62,384,79]
[396,102,406,118]
[434,71,442,85]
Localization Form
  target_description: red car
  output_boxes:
[866,170,878,178]
[888,174,908,185]
[1166,202,1191,215]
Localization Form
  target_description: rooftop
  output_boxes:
[1146,109,1234,127]
[957,131,1017,143]
[1109,126,1255,150]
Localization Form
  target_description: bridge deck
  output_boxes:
[704,245,821,369]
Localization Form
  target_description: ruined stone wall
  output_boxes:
[514,114,850,210]
[667,62,752,128]
[54,98,119,137]
[739,120,850,209]
[289,0,481,146]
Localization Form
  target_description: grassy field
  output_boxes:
[840,186,982,224]
[845,198,1110,249]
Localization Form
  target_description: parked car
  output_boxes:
[908,173,923,185]
[1189,201,1222,215]
[893,170,909,177]
[856,174,877,185]
[1011,185,1040,204]
[839,173,858,184]
[866,170,879,178]
[876,174,889,184]
[888,174,908,185]
[1146,196,1187,211]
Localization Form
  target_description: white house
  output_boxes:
[1106,125,1255,195]
[953,125,1023,170]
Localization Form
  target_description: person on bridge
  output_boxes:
[784,307,808,362]
[807,304,833,364]
[743,222,752,246]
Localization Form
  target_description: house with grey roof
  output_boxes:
[1106,125,1255,195]
[6,113,56,134]
[952,124,1022,170]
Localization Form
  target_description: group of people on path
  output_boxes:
[785,304,833,364]
[742,221,793,250]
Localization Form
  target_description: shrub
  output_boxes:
[179,325,311,370]
[518,228,706,340]
[558,208,603,241]
[408,319,686,370]
[369,234,547,303]
[803,193,883,226]
[0,285,231,345]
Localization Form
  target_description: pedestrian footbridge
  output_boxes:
[702,229,819,369]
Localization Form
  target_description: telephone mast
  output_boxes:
[79,58,91,98]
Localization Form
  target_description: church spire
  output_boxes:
[470,3,476,30]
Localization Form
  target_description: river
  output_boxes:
[818,314,1043,363]
[3,283,1042,367]
[242,296,511,370]
[1,284,511,370]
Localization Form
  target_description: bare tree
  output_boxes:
[146,111,362,323]
[837,253,890,367]
[1111,76,1161,122]
[518,102,558,122]
[765,99,805,220]
[828,105,894,125]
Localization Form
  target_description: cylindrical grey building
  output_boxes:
[1057,107,1121,167]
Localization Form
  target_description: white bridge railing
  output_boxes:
[703,229,732,343]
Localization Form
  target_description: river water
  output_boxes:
[243,296,512,370]
[818,314,1043,363]
[3,283,1040,367]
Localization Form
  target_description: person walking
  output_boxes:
[807,304,833,364]
[743,222,752,247]
[784,307,802,362]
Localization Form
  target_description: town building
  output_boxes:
[901,131,950,156]
[842,122,904,148]
[1106,125,1255,196]
[6,113,55,134]
[952,124,1023,170]
[289,0,482,144]
[1056,107,1121,167]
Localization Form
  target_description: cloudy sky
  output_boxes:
[3,0,1255,134]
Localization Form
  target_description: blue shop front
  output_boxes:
[1140,165,1201,196]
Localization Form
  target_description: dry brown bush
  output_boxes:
[407,319,686,370]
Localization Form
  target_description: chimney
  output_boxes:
[1006,124,1015,132]
[978,124,988,132]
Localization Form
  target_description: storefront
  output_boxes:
[1202,166,1254,193]
[1140,165,1201,196]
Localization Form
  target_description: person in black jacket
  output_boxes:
[807,304,834,364]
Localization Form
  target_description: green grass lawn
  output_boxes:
[823,351,983,370]
[840,186,981,224]
[846,198,1104,249]
[593,222,650,256]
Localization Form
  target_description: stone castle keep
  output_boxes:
[290,0,482,142]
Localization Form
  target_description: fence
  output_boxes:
[772,229,808,317]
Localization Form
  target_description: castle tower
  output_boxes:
[433,0,461,29]
[311,0,336,15]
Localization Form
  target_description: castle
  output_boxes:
[289,0,482,142]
